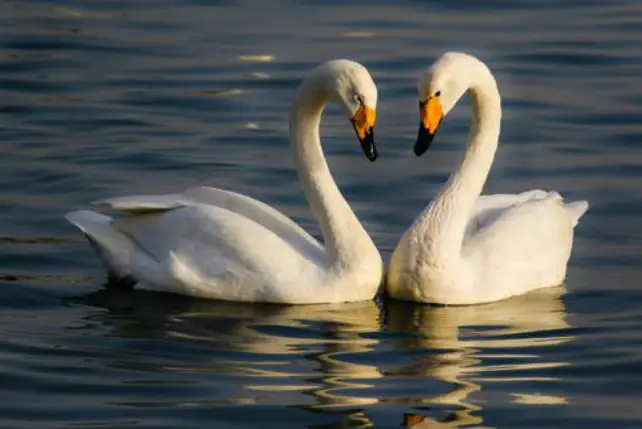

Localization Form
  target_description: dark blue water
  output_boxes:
[2,0,642,427]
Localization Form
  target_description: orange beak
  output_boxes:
[351,105,377,161]
[415,97,443,156]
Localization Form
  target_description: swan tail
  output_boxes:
[65,210,138,285]
[564,201,589,226]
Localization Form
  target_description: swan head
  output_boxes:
[415,52,481,156]
[311,59,379,161]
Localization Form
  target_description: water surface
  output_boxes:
[1,0,642,427]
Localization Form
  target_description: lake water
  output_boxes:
[2,0,641,427]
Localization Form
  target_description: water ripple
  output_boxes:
[1,0,642,427]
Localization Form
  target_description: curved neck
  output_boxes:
[290,79,373,267]
[424,65,502,263]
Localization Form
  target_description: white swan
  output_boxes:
[387,52,589,305]
[66,59,383,304]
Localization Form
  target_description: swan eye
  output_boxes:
[353,94,365,105]
[435,90,441,97]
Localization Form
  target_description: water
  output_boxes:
[1,0,641,427]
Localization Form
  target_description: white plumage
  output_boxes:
[67,60,383,304]
[387,52,588,305]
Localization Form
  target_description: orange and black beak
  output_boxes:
[351,105,377,161]
[415,96,443,156]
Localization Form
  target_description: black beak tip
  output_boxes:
[360,128,377,162]
[413,142,428,157]
[365,142,378,162]
[414,125,434,157]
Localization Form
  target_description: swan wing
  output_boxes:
[468,190,587,234]
[466,190,550,236]
[92,193,188,213]
[184,186,321,250]
[93,186,322,255]
[463,192,588,296]
[68,204,326,303]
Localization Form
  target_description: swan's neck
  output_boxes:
[290,81,375,269]
[424,68,502,265]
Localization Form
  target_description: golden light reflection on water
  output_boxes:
[385,286,572,427]
[81,285,573,425]
[210,301,385,408]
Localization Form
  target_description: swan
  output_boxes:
[66,59,383,304]
[387,52,589,305]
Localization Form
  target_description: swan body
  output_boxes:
[387,52,588,305]
[67,60,383,304]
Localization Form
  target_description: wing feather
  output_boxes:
[110,204,324,302]
[93,185,322,256]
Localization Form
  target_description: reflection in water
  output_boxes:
[76,289,383,409]
[75,286,573,427]
[2,0,640,426]
[386,286,573,427]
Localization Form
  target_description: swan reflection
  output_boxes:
[75,289,383,409]
[386,285,573,427]
[74,285,572,427]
